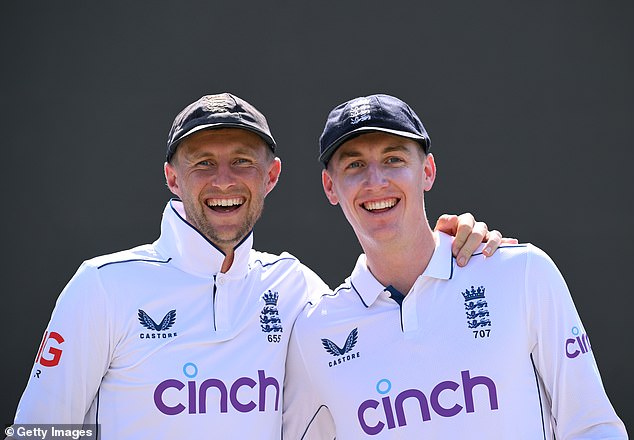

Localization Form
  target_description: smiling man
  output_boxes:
[165,127,280,271]
[10,93,508,439]
[282,94,627,439]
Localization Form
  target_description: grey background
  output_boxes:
[2,0,632,431]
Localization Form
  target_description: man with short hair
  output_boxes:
[283,94,627,439]
[10,93,504,439]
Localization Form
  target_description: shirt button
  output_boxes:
[217,278,226,286]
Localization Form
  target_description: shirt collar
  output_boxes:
[349,231,455,307]
[153,199,253,279]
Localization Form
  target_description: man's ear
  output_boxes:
[264,157,282,196]
[423,153,436,192]
[165,162,181,197]
[321,169,339,205]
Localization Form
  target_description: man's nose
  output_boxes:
[364,163,388,189]
[211,163,236,190]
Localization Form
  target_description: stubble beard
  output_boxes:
[186,198,264,250]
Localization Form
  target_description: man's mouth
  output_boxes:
[206,197,245,213]
[361,198,399,213]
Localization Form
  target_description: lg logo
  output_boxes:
[35,331,65,368]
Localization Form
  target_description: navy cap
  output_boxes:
[166,93,276,162]
[319,94,431,166]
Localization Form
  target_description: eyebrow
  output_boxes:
[184,146,260,161]
[337,144,412,160]
[382,145,411,155]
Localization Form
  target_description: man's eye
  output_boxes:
[347,161,362,169]
[234,158,251,165]
[386,157,404,164]
[198,160,211,166]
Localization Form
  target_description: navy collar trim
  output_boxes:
[169,198,254,254]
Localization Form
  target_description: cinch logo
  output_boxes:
[565,326,592,359]
[357,370,499,435]
[138,309,177,339]
[35,331,64,367]
[321,328,360,367]
[154,363,280,415]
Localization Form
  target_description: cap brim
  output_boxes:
[169,123,276,156]
[319,126,429,165]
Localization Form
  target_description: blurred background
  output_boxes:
[2,0,631,430]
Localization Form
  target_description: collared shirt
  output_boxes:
[283,232,627,439]
[13,200,329,439]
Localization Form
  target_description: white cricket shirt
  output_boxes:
[283,232,627,439]
[13,200,328,439]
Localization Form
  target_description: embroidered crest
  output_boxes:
[201,94,234,113]
[462,286,492,329]
[260,290,282,333]
[349,97,371,125]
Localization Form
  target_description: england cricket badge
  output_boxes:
[260,290,282,333]
[462,285,492,332]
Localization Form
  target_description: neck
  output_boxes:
[362,225,436,295]
[220,251,234,273]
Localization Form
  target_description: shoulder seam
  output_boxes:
[97,257,172,270]
[251,256,297,268]
[470,244,528,257]
[306,285,345,306]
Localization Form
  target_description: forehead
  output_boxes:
[177,128,268,157]
[332,131,423,160]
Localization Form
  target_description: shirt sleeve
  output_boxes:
[13,262,113,424]
[525,246,627,439]
[283,307,336,440]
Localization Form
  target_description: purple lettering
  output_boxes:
[154,379,185,415]
[382,396,396,429]
[155,369,280,415]
[230,377,257,413]
[188,381,196,414]
[357,371,497,434]
[577,336,587,353]
[430,380,462,417]
[358,399,383,435]
[198,379,228,413]
[258,370,280,411]
[395,389,431,427]
[462,370,498,413]
[566,338,580,358]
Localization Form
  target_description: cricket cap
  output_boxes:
[166,93,276,162]
[319,94,431,166]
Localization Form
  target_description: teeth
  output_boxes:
[207,198,244,207]
[363,198,397,211]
